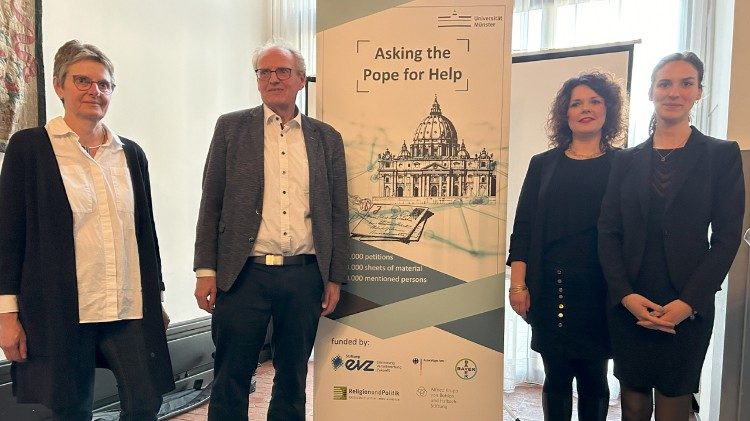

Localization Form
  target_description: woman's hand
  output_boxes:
[161,306,171,331]
[622,293,676,334]
[0,313,27,362]
[508,261,530,320]
[655,299,693,327]
[509,288,530,320]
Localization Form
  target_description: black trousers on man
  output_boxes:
[208,257,323,421]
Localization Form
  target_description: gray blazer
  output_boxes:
[194,105,349,291]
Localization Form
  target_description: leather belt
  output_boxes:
[250,254,317,266]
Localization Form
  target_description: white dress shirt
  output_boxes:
[253,105,315,256]
[0,117,143,322]
[195,105,314,278]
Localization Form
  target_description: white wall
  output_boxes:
[42,1,271,323]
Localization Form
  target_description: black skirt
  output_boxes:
[608,302,713,396]
[529,262,611,360]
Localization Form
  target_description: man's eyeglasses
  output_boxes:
[255,67,294,81]
[72,75,115,94]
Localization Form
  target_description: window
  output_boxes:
[513,0,691,145]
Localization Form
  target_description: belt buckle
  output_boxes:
[265,255,284,266]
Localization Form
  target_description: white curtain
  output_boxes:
[271,0,316,112]
[511,0,696,146]
[503,283,546,388]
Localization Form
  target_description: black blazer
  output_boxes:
[507,147,568,305]
[0,127,174,408]
[598,127,744,316]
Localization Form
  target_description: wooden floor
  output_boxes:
[503,382,622,421]
[170,360,313,420]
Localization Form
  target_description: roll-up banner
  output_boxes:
[315,1,511,419]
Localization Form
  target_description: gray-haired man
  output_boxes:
[193,40,349,420]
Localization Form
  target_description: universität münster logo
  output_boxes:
[436,9,503,29]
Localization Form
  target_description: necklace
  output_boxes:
[80,132,106,155]
[565,147,605,160]
[653,138,688,162]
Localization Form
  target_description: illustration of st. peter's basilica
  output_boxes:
[374,97,497,204]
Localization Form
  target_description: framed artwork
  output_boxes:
[1,0,45,155]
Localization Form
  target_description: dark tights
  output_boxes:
[620,383,691,421]
[541,354,610,421]
[541,354,609,398]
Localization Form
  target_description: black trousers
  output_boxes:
[208,258,323,421]
[51,320,163,421]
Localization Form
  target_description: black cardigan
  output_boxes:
[0,127,174,407]
[507,147,566,302]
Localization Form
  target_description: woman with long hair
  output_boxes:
[598,52,744,420]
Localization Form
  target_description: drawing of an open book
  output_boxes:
[350,204,433,243]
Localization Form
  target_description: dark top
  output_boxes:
[637,151,682,304]
[544,154,612,267]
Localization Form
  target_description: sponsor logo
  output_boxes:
[413,357,422,374]
[331,354,375,372]
[455,358,477,380]
[413,356,445,375]
[333,385,347,400]
[347,358,375,371]
[347,387,401,401]
[418,357,446,364]
[437,10,471,28]
[417,386,427,397]
[437,9,504,29]
[331,355,344,371]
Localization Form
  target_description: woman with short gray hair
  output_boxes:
[0,40,174,420]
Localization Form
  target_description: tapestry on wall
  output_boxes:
[0,0,44,155]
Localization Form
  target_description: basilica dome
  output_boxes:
[410,97,459,158]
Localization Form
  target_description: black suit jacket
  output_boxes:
[598,127,744,316]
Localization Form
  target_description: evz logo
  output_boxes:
[346,359,375,371]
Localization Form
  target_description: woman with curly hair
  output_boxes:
[507,71,626,420]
